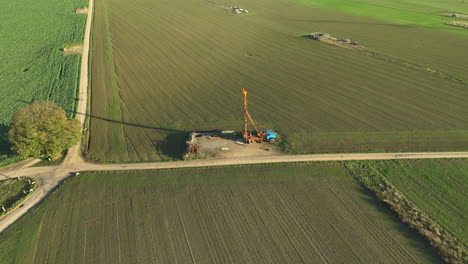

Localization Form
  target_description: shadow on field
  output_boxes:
[352,182,443,262]
[71,110,187,160]
[70,109,184,133]
[18,100,182,132]
[16,100,188,160]
[0,124,12,156]
[156,132,188,160]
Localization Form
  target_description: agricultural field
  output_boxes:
[366,159,468,246]
[89,0,468,162]
[0,0,87,165]
[0,163,442,263]
[293,0,468,36]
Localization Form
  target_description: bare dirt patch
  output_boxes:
[62,44,83,55]
[75,8,88,14]
[446,21,468,29]
[187,135,280,159]
[303,33,364,49]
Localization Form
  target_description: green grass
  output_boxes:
[31,152,66,167]
[0,178,37,217]
[0,156,23,169]
[0,0,88,165]
[291,0,468,36]
[0,163,441,263]
[364,159,468,246]
[89,0,468,162]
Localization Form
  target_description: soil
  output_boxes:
[447,21,468,29]
[75,8,88,14]
[305,33,364,49]
[63,44,83,55]
[195,136,281,158]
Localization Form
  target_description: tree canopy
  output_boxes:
[8,101,81,159]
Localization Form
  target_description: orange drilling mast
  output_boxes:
[242,89,278,143]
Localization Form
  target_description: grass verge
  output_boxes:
[0,178,38,218]
[0,156,23,169]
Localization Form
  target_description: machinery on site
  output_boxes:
[242,89,278,143]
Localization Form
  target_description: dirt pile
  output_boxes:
[447,21,468,29]
[63,44,83,55]
[305,32,362,49]
[75,8,88,14]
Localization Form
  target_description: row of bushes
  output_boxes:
[345,162,467,264]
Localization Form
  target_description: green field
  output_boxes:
[0,163,442,263]
[366,159,468,246]
[293,0,468,36]
[89,0,468,162]
[0,0,87,165]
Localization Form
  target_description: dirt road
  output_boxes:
[0,0,94,234]
[1,149,468,233]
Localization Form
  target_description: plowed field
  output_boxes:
[89,0,468,162]
[0,164,442,263]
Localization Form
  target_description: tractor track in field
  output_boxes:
[1,0,468,235]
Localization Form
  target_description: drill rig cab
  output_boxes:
[242,89,278,144]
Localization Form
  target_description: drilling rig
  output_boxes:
[242,89,278,143]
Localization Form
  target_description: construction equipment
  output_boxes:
[242,89,278,143]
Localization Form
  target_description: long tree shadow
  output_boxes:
[71,110,185,133]
[71,110,189,159]
[16,101,182,133]
[0,124,13,156]
[70,109,189,159]
[18,100,189,159]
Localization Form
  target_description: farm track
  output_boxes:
[1,149,468,234]
[0,0,87,125]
